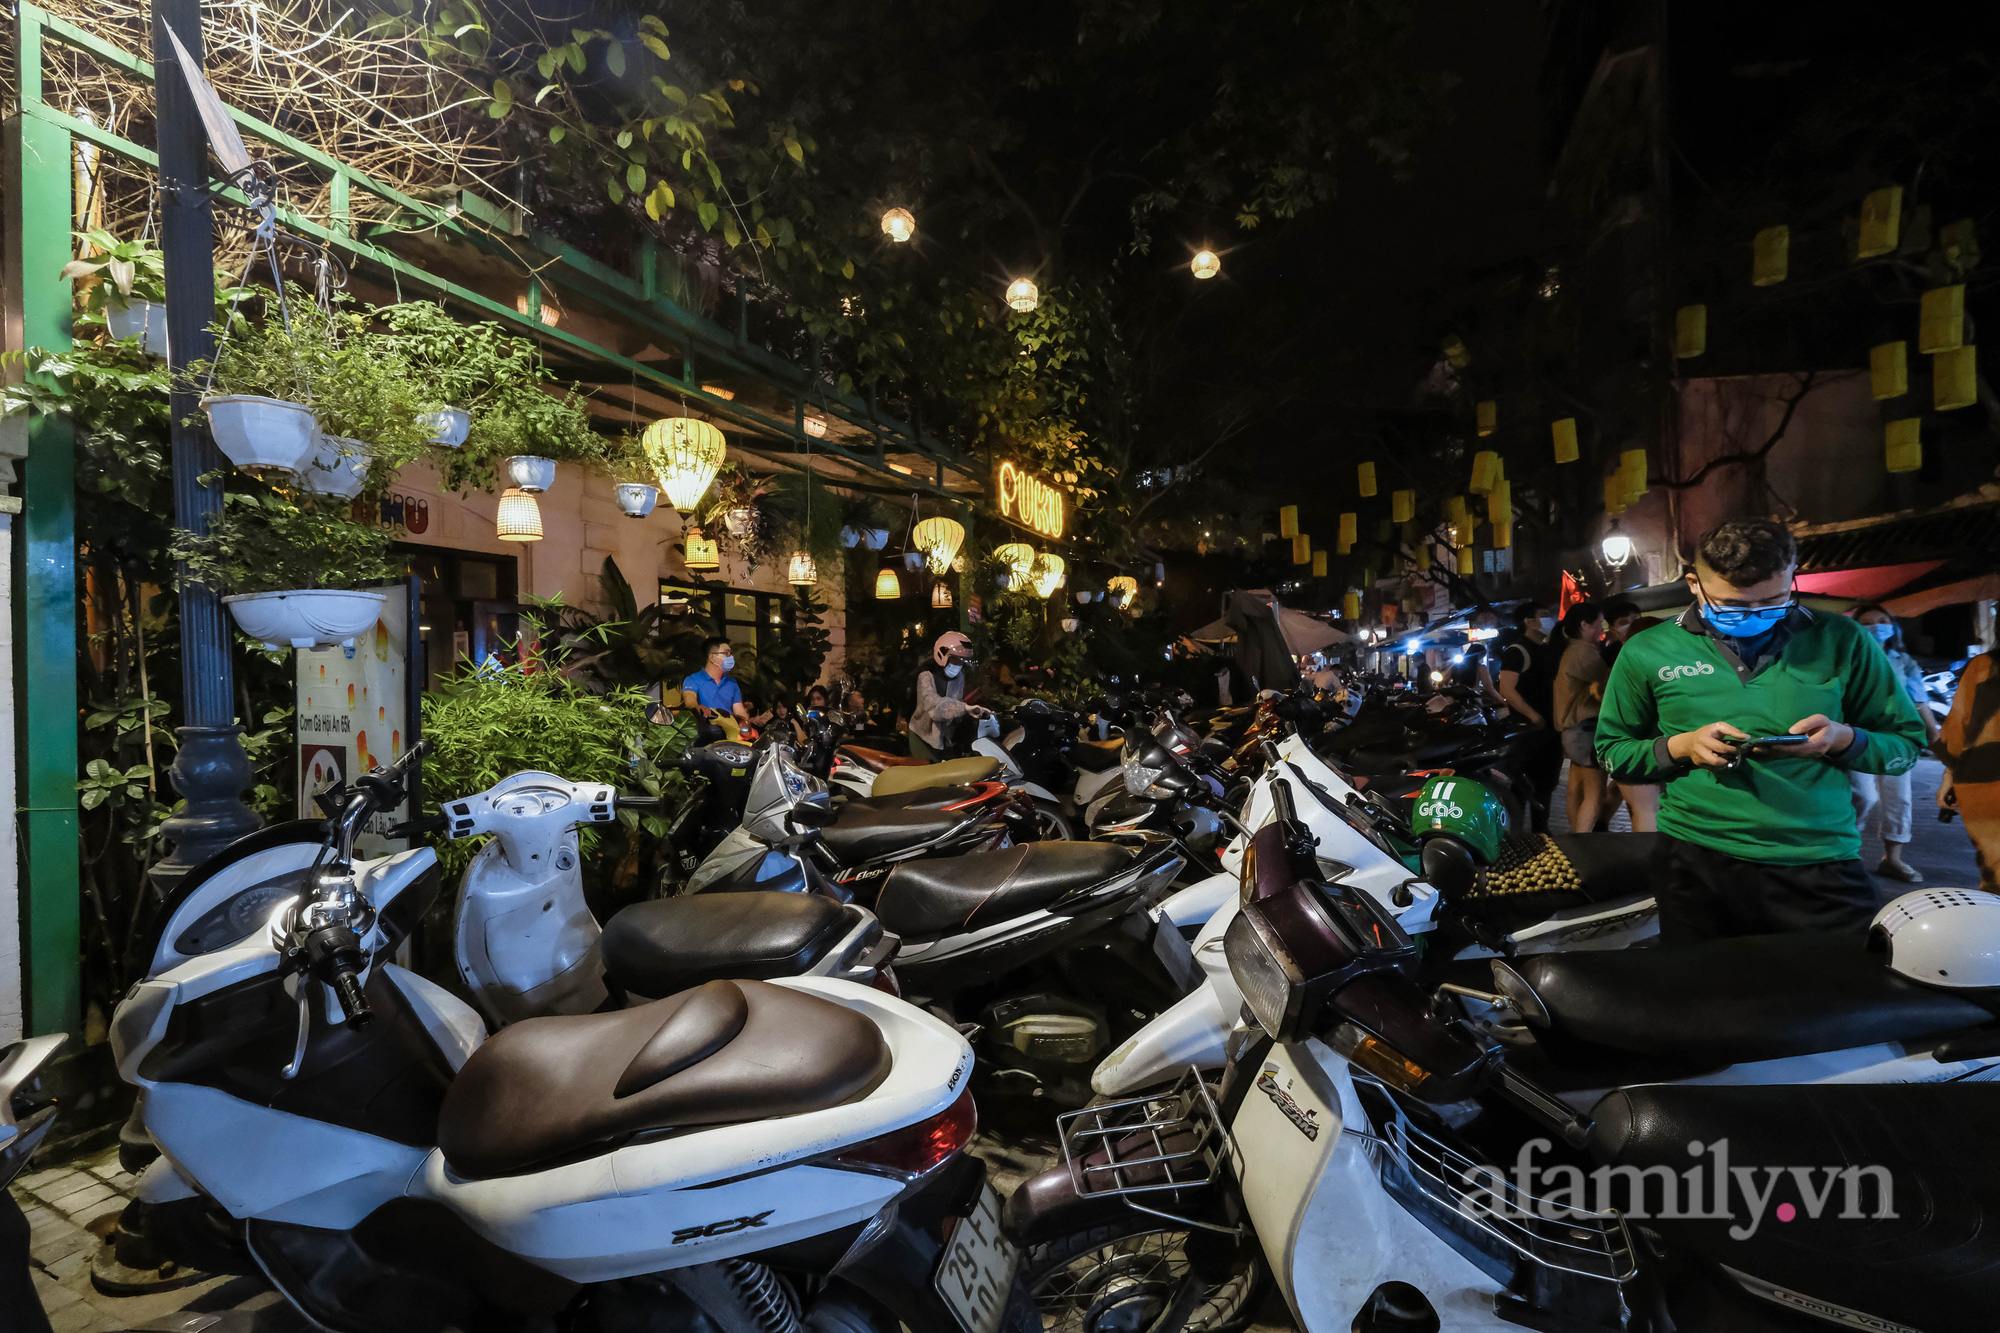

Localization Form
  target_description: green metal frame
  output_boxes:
[13,2,976,490]
[5,2,981,1034]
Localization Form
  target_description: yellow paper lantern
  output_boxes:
[642,417,728,514]
[874,566,902,599]
[1292,535,1312,566]
[1675,304,1707,358]
[1312,550,1328,577]
[683,531,720,570]
[1476,399,1497,437]
[994,542,1037,576]
[1870,342,1908,400]
[1885,419,1922,473]
[1278,504,1299,539]
[1191,250,1221,279]
[1857,185,1903,259]
[880,207,916,243]
[1005,278,1039,312]
[1342,592,1361,621]
[1357,462,1377,497]
[1920,285,1964,353]
[912,515,965,575]
[1391,490,1415,524]
[1107,575,1139,610]
[1620,449,1649,503]
[1492,521,1512,550]
[1934,345,1978,411]
[1603,473,1626,517]
[1552,417,1579,464]
[1469,451,1499,494]
[1338,512,1358,548]
[1030,553,1066,599]
[931,582,953,609]
[1456,547,1474,576]
[787,551,818,586]
[1441,334,1470,369]
[1752,225,1789,286]
[1485,479,1512,527]
[495,488,543,542]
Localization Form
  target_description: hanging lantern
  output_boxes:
[994,541,1037,589]
[1456,547,1474,576]
[1885,418,1922,474]
[684,531,720,570]
[803,416,828,438]
[1107,575,1139,610]
[875,566,902,599]
[1006,278,1039,312]
[1444,495,1469,547]
[642,417,728,513]
[495,488,543,542]
[1338,512,1358,551]
[1343,591,1361,621]
[1278,505,1299,539]
[1857,185,1903,260]
[1476,400,1497,436]
[787,551,818,586]
[1552,417,1579,464]
[1935,346,1978,411]
[1469,451,1500,494]
[1191,250,1221,280]
[1675,304,1707,358]
[1602,473,1627,518]
[1441,334,1470,369]
[1752,225,1790,286]
[932,582,954,609]
[1492,521,1511,549]
[1919,285,1965,353]
[1391,490,1415,524]
[1312,550,1329,578]
[1620,449,1649,504]
[1357,462,1377,497]
[1292,535,1312,566]
[880,207,916,243]
[912,515,966,575]
[1870,341,1908,400]
[1030,553,1066,599]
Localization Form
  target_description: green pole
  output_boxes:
[5,85,84,1037]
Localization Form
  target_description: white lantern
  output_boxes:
[642,417,728,514]
[1006,278,1039,313]
[803,416,828,439]
[1030,553,1066,599]
[881,207,916,243]
[495,488,542,542]
[912,516,966,576]
[1191,250,1221,280]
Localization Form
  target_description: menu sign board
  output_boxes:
[994,460,1068,539]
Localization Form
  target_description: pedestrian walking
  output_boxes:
[1554,601,1611,832]
[1496,598,1564,831]
[1849,603,1942,883]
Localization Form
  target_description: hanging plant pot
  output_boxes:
[616,483,659,518]
[222,589,386,651]
[901,550,925,572]
[299,434,371,500]
[505,455,556,493]
[1061,617,1080,633]
[106,300,169,357]
[722,505,756,537]
[421,407,471,449]
[861,528,889,550]
[201,395,319,473]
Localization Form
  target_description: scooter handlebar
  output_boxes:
[1269,776,1298,826]
[304,922,373,1029]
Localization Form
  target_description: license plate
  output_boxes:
[935,1182,1018,1333]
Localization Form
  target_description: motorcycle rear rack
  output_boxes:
[1053,1069,1240,1234]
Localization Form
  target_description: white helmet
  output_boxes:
[1870,889,2000,988]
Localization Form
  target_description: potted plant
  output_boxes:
[62,228,169,356]
[301,315,431,498]
[193,291,329,473]
[838,491,896,550]
[171,489,403,650]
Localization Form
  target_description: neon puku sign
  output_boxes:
[995,461,1066,539]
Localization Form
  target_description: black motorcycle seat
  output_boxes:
[438,979,890,1176]
[1514,931,2000,1066]
[1586,1082,2000,1331]
[599,892,860,1000]
[1070,737,1125,773]
[875,841,1135,938]
[842,786,980,812]
[820,805,973,863]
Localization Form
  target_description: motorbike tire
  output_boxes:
[1021,1216,1268,1333]
[1032,800,1078,842]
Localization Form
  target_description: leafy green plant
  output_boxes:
[170,488,404,595]
[60,228,166,312]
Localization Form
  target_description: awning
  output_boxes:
[1884,574,2000,619]
[1190,596,1351,656]
[1794,562,1945,601]
[1794,500,2000,573]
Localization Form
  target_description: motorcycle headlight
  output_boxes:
[1124,762,1166,797]
[1224,909,1308,1042]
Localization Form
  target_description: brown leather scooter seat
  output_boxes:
[840,745,925,772]
[1070,736,1125,773]
[437,979,890,1177]
[870,756,999,797]
[874,841,1136,938]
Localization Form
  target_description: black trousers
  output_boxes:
[1657,834,1878,946]
[1518,727,1564,833]
[0,1191,52,1333]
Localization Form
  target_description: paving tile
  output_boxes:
[31,1269,83,1310]
[47,1183,117,1216]
[22,1204,59,1230]
[49,1300,107,1333]
[46,1246,91,1282]
[30,1226,93,1266]
[68,1197,127,1231]
[18,1167,87,1195]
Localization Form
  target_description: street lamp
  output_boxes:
[1601,524,1634,569]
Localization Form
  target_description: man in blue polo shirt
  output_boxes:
[682,636,753,732]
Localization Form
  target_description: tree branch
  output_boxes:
[1654,370,1818,490]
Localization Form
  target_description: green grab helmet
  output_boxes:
[1412,774,1511,864]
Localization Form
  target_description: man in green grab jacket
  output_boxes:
[1595,518,1926,944]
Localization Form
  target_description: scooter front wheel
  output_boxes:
[1021,1217,1267,1333]
[1032,800,1078,842]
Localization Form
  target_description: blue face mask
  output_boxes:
[1868,622,1896,643]
[1700,601,1793,639]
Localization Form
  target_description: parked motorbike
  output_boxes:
[1010,843,2000,1333]
[1,1033,65,1333]
[111,743,1031,1333]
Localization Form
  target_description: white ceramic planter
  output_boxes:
[421,407,471,448]
[861,528,890,551]
[300,434,370,500]
[201,395,319,472]
[505,455,556,493]
[616,482,659,518]
[723,506,755,537]
[223,589,386,651]
[902,550,925,572]
[1061,617,1080,633]
[106,300,170,357]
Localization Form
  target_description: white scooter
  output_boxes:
[1011,850,2000,1333]
[112,744,1030,1333]
[1092,734,1658,1097]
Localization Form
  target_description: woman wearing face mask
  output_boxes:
[908,630,992,762]
[1594,519,1928,943]
[1850,604,1941,883]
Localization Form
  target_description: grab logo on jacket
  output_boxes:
[1658,661,1718,682]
